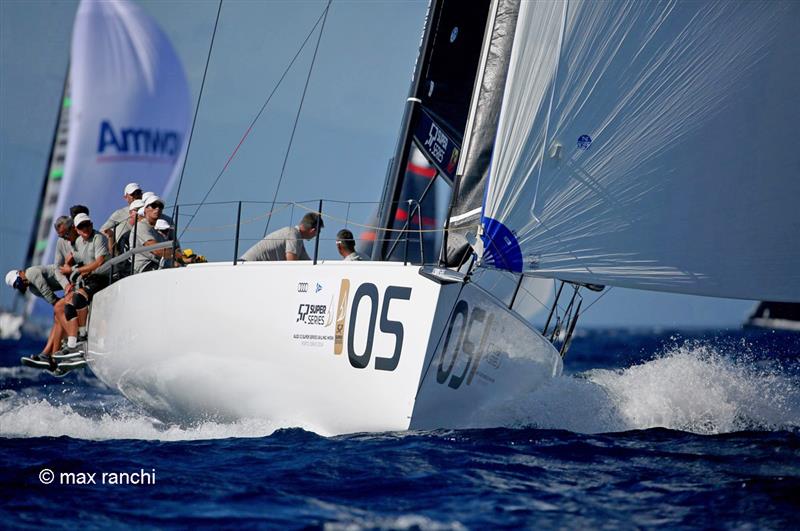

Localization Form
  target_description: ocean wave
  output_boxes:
[486,341,800,434]
[0,397,279,441]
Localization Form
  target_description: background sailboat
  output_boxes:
[5,0,191,322]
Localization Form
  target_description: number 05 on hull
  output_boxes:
[87,261,562,436]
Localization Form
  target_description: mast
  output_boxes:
[373,1,436,260]
[374,0,496,262]
[21,70,71,317]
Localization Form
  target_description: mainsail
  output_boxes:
[39,0,190,270]
[480,0,800,302]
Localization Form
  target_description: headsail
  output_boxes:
[41,0,190,269]
[481,0,800,302]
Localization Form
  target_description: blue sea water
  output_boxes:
[1,328,799,529]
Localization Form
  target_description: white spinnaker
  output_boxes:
[43,0,190,265]
[481,0,800,302]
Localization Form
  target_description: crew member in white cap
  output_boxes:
[58,213,111,356]
[7,217,79,366]
[6,266,71,368]
[141,190,175,227]
[101,182,142,255]
[130,195,182,273]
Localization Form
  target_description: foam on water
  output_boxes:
[1,338,797,440]
[489,341,800,434]
[0,396,278,441]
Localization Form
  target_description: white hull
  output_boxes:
[88,262,562,435]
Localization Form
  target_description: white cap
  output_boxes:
[137,207,145,216]
[154,219,171,231]
[5,270,19,288]
[129,199,145,211]
[74,213,92,227]
[124,182,141,195]
[142,191,155,202]
[144,195,163,208]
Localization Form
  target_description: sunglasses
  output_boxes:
[147,203,165,210]
[13,276,26,293]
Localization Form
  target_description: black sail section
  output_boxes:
[375,0,492,261]
[417,1,491,150]
[444,0,520,267]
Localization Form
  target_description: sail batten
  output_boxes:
[481,0,800,302]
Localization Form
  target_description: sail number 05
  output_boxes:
[348,284,412,372]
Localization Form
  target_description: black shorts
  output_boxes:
[81,274,109,300]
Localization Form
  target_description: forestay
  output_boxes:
[481,0,800,302]
[43,0,190,266]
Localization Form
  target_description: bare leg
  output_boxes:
[54,298,69,335]
[63,290,84,348]
[76,289,89,337]
[42,322,59,355]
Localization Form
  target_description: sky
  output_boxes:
[0,0,756,327]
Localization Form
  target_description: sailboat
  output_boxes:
[87,0,800,436]
[18,0,190,322]
[746,302,800,332]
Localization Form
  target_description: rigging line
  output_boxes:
[180,6,329,239]
[579,285,613,315]
[263,0,332,238]
[173,0,223,219]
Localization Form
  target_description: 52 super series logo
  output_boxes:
[296,302,332,326]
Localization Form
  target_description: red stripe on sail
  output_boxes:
[395,208,437,228]
[407,162,437,178]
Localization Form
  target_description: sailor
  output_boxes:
[6,216,81,365]
[58,213,111,355]
[101,182,142,255]
[69,204,90,219]
[52,214,79,335]
[335,229,367,261]
[5,266,69,364]
[155,219,183,267]
[241,212,323,262]
[142,190,175,227]
[130,195,181,273]
[119,199,146,255]
[54,215,77,289]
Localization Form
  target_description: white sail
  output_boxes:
[481,0,800,302]
[43,0,190,265]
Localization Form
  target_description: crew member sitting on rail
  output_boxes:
[8,215,81,365]
[154,219,183,267]
[119,199,145,256]
[240,212,323,262]
[5,265,69,365]
[142,191,174,227]
[58,213,110,356]
[335,229,367,261]
[130,195,181,273]
[100,182,142,255]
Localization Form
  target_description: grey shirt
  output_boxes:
[101,205,132,243]
[53,238,74,289]
[25,265,64,305]
[74,230,111,268]
[241,226,309,261]
[130,219,168,273]
[343,251,367,261]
